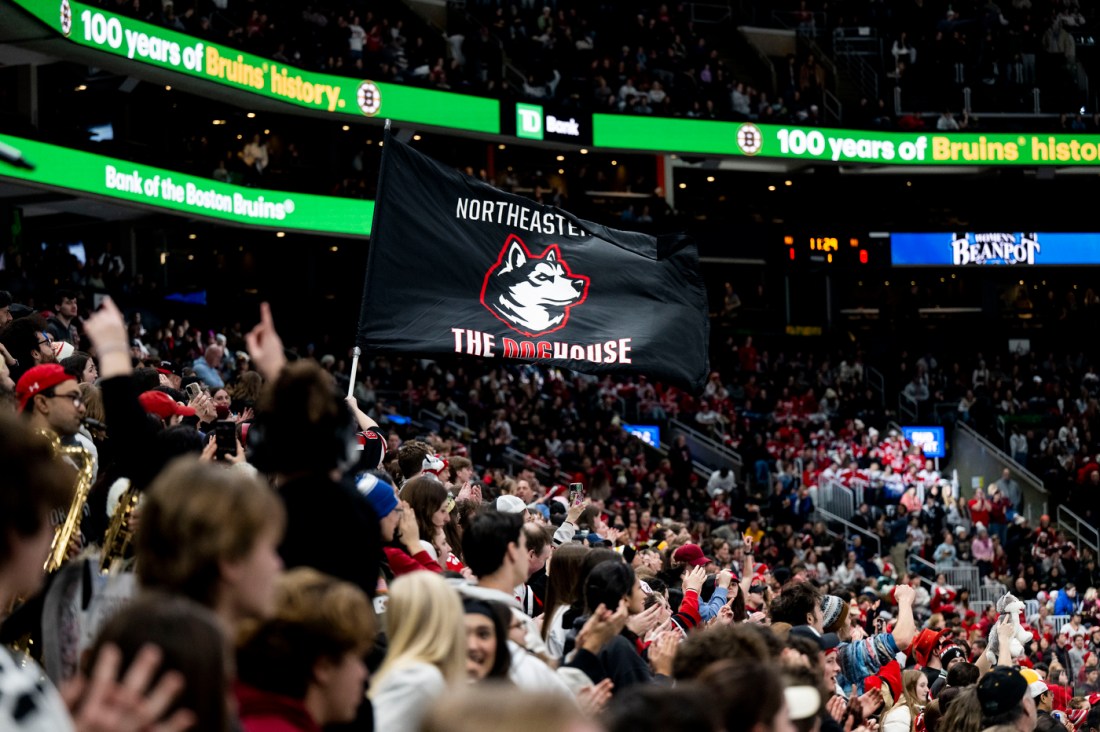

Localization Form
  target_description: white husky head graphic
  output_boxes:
[480,236,589,337]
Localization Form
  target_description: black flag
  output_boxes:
[357,129,709,391]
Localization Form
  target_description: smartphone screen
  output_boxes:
[215,420,237,458]
[569,482,584,505]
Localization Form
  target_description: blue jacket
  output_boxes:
[697,586,729,622]
[191,357,225,389]
[1055,590,1077,616]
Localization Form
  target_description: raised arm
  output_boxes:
[890,583,917,651]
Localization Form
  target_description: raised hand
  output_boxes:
[64,643,197,732]
[245,302,287,380]
[625,603,663,637]
[647,631,679,675]
[682,565,707,595]
[577,678,614,716]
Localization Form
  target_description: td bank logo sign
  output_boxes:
[516,104,582,141]
[516,103,544,140]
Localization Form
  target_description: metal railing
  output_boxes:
[899,392,918,423]
[502,447,571,487]
[831,27,882,101]
[418,405,468,429]
[867,367,885,407]
[771,9,828,37]
[905,554,937,592]
[1057,504,1100,558]
[954,422,1047,519]
[811,480,855,521]
[668,419,743,474]
[822,89,842,126]
[979,582,1008,607]
[812,505,882,557]
[416,409,474,441]
[937,565,980,597]
[689,2,735,24]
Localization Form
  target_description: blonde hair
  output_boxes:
[136,457,285,608]
[421,684,587,732]
[78,383,105,423]
[269,567,376,654]
[369,572,465,694]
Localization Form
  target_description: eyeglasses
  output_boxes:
[37,338,51,348]
[46,392,83,406]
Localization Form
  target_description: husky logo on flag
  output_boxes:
[480,235,590,337]
[357,130,710,391]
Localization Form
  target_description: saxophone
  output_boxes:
[100,480,139,573]
[39,430,95,574]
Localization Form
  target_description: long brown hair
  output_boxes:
[938,686,982,732]
[399,477,449,550]
[229,370,263,406]
[541,543,588,642]
[444,497,480,563]
[892,669,926,731]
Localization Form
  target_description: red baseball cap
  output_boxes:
[139,390,196,419]
[16,364,76,411]
[672,543,710,567]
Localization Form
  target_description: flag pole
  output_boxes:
[349,118,392,400]
[347,346,360,398]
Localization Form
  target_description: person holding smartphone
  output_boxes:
[180,379,217,428]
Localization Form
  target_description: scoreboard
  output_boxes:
[781,232,885,267]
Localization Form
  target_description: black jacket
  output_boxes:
[277,473,382,598]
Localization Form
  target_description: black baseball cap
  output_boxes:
[789,625,840,652]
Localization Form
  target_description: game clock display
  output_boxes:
[782,233,875,267]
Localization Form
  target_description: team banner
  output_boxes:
[357,130,709,390]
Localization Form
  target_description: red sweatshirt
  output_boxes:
[383,546,443,576]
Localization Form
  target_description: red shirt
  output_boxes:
[968,498,991,529]
[236,682,322,732]
[384,546,443,576]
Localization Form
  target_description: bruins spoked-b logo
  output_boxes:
[357,80,382,116]
[60,0,72,36]
[736,123,763,156]
[480,235,590,337]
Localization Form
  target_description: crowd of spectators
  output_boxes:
[835,0,1097,121]
[90,0,1100,135]
[6,4,1100,731]
[887,332,1100,532]
[6,229,1100,732]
